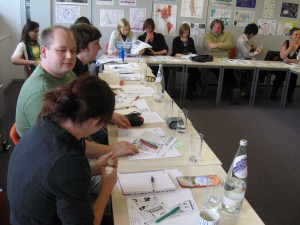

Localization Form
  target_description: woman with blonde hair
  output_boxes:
[107,18,136,55]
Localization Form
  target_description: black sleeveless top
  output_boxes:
[285,40,300,59]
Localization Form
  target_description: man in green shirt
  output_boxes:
[16,25,138,159]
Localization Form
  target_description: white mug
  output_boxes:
[199,209,220,225]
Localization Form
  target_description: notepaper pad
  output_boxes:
[118,170,177,195]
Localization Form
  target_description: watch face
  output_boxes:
[63,9,75,20]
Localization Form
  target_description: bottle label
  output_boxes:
[233,155,247,178]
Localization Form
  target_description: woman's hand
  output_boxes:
[111,141,139,156]
[111,112,131,128]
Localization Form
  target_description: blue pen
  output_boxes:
[155,206,180,223]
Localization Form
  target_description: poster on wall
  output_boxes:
[130,8,146,32]
[153,4,177,36]
[56,5,80,23]
[280,2,299,18]
[236,0,256,8]
[233,10,255,26]
[183,21,205,46]
[99,9,124,27]
[262,0,275,19]
[209,8,231,26]
[180,0,204,18]
[153,0,177,3]
[56,0,88,5]
[97,0,114,5]
[257,19,276,35]
[277,20,297,36]
[120,0,136,6]
[211,0,233,6]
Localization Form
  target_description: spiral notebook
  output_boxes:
[118,170,177,195]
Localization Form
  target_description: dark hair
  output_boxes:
[20,20,39,43]
[74,16,91,25]
[143,18,155,31]
[244,23,258,36]
[38,76,115,126]
[70,23,102,54]
[179,23,190,37]
[210,19,224,32]
[289,27,300,35]
[41,25,71,49]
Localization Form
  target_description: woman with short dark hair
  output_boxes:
[7,76,117,225]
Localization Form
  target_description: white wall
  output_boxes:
[0,0,23,87]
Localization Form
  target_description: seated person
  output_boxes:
[138,18,170,90]
[203,19,240,105]
[8,76,117,225]
[270,27,300,103]
[171,23,200,100]
[235,23,262,96]
[11,20,40,78]
[107,18,136,55]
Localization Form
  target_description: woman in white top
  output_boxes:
[11,20,40,77]
[107,18,136,55]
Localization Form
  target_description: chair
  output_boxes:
[0,189,9,225]
[10,123,20,145]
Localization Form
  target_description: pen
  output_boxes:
[140,139,158,149]
[130,95,139,104]
[151,176,155,193]
[155,206,180,223]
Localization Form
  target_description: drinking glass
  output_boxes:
[163,99,173,120]
[176,109,188,133]
[189,133,203,163]
[204,176,223,210]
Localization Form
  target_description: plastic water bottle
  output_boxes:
[119,47,124,62]
[222,139,247,213]
[154,64,165,102]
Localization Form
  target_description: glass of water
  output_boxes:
[176,109,188,133]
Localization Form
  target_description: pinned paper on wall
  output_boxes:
[154,4,177,36]
[236,0,256,8]
[262,0,275,19]
[211,0,233,6]
[233,10,255,26]
[180,0,204,18]
[56,5,80,23]
[97,0,114,5]
[183,21,205,46]
[277,20,297,36]
[130,8,146,32]
[56,0,88,5]
[257,19,276,36]
[100,9,124,27]
[280,2,299,19]
[120,0,136,6]
[210,8,232,26]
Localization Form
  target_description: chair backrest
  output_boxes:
[264,51,282,61]
[10,123,20,145]
[229,47,236,59]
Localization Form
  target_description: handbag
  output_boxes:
[191,54,214,63]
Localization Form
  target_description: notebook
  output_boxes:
[118,170,177,195]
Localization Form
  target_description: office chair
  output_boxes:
[9,123,20,145]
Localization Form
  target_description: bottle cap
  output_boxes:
[240,139,247,146]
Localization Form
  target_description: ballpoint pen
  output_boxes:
[151,176,155,194]
[155,206,181,223]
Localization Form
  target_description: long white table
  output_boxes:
[102,61,264,225]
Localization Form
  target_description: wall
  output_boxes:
[0,0,23,87]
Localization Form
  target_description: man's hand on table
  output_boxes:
[111,112,131,128]
[111,141,139,156]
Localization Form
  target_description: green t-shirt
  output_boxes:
[16,65,76,137]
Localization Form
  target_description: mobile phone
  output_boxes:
[177,175,221,188]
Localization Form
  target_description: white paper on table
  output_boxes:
[125,169,199,225]
[122,85,154,97]
[132,99,150,112]
[141,112,164,123]
[108,63,140,70]
[119,73,141,81]
[118,128,180,160]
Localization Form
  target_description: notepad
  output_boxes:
[118,170,177,195]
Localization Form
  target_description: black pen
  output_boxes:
[151,176,155,194]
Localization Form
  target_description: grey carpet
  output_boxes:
[0,81,299,225]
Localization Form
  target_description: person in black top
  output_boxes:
[138,18,170,90]
[270,27,300,103]
[171,23,201,99]
[70,23,102,77]
[7,76,118,225]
